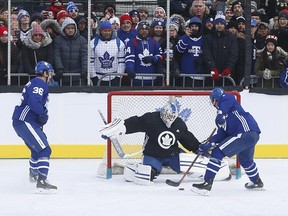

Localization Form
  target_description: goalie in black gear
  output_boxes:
[100,98,201,184]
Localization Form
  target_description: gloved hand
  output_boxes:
[216,113,226,126]
[55,69,64,80]
[221,68,231,76]
[142,56,154,64]
[80,71,87,79]
[125,68,136,79]
[263,68,272,80]
[198,142,215,155]
[38,110,48,125]
[211,68,219,80]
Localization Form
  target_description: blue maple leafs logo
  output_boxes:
[99,51,114,69]
[156,100,192,122]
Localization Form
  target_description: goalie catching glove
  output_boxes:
[99,118,126,139]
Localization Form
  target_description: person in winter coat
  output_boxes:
[21,23,53,75]
[254,34,288,87]
[53,17,87,86]
[203,12,238,86]
[0,25,20,85]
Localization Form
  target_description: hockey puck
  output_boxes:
[178,188,184,191]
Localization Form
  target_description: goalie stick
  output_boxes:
[98,110,143,158]
[166,128,217,187]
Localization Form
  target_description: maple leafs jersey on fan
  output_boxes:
[125,36,163,80]
[90,35,125,81]
[12,78,49,128]
[124,111,199,158]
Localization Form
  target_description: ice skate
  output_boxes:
[191,179,213,196]
[245,177,264,190]
[29,168,38,183]
[36,179,57,194]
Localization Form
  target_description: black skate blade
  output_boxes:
[35,188,57,194]
[166,179,180,187]
[191,187,210,196]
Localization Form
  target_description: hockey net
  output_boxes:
[97,90,241,179]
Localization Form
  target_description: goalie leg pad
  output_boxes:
[123,163,137,182]
[99,118,126,138]
[134,164,154,186]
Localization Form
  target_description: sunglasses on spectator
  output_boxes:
[69,9,78,13]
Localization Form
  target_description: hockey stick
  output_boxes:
[98,110,143,158]
[166,128,217,187]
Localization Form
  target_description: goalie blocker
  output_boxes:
[123,153,231,185]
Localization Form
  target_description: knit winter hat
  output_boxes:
[151,18,165,28]
[66,1,78,12]
[120,13,132,25]
[231,1,243,11]
[214,12,226,26]
[137,21,150,30]
[57,10,69,22]
[153,7,166,17]
[278,10,288,20]
[251,1,258,11]
[170,19,180,32]
[188,16,202,28]
[32,23,44,36]
[265,35,278,46]
[99,21,112,31]
[18,9,30,20]
[109,17,120,26]
[129,10,140,19]
[0,26,8,37]
[277,0,288,12]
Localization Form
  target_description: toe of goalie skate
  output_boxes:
[191,187,210,196]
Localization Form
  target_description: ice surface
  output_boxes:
[0,159,287,216]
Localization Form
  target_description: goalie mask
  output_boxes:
[160,102,179,128]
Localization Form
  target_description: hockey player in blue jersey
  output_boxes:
[12,61,57,193]
[191,88,263,196]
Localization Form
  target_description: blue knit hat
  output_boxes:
[99,21,112,31]
[214,12,226,26]
[66,1,78,12]
[18,9,30,21]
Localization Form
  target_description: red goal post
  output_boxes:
[99,90,241,179]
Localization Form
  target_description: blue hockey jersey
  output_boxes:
[210,93,261,143]
[125,36,163,80]
[176,35,204,74]
[117,28,137,46]
[12,77,49,127]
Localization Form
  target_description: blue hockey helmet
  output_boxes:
[210,88,225,103]
[35,61,54,75]
[160,101,179,128]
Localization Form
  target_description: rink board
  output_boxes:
[0,144,288,158]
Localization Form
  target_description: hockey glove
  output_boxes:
[125,68,136,79]
[211,68,219,80]
[198,142,215,155]
[216,113,226,126]
[221,68,231,76]
[263,68,272,80]
[38,110,48,125]
[142,56,154,64]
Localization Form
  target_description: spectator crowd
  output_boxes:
[0,0,288,88]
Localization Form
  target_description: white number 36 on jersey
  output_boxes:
[33,87,44,96]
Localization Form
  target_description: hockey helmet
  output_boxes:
[210,88,225,103]
[35,61,54,75]
[160,102,179,128]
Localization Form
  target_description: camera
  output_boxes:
[48,11,53,17]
